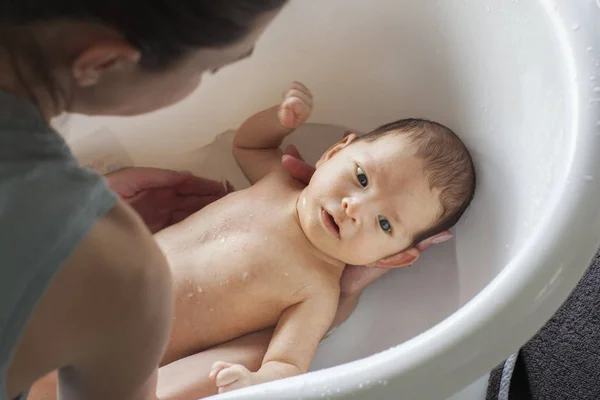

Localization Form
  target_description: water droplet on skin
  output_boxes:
[571,23,580,31]
[197,286,204,293]
[284,272,289,277]
[187,292,193,298]
[243,272,250,280]
[210,308,214,312]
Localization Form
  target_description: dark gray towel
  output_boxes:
[487,249,600,400]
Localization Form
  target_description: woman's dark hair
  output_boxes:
[1,0,288,69]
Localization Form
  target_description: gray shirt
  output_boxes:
[0,91,117,400]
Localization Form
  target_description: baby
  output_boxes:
[28,82,475,399]
[155,82,476,393]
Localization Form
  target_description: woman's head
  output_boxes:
[0,1,287,117]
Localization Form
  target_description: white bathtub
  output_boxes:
[61,0,600,398]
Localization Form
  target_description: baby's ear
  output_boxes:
[370,247,421,269]
[316,133,357,168]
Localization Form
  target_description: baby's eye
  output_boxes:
[378,216,392,233]
[356,166,369,187]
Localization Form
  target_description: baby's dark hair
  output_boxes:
[359,118,476,245]
[0,0,287,70]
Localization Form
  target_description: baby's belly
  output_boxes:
[160,249,292,365]
[154,195,306,365]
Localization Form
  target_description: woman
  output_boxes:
[0,2,287,400]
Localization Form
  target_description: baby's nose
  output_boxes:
[342,197,360,222]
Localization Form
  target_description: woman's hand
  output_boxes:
[106,167,233,233]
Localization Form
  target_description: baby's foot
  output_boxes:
[209,361,255,393]
[278,81,313,129]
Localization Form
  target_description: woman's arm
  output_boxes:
[10,201,173,400]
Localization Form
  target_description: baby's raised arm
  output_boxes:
[233,82,313,184]
[210,287,338,394]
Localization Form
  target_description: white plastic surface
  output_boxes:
[61,0,600,399]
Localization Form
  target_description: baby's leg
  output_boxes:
[158,329,273,400]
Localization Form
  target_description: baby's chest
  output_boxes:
[201,232,317,297]
[212,229,309,277]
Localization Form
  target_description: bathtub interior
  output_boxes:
[60,0,577,378]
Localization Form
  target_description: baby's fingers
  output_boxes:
[216,369,240,387]
[284,89,313,110]
[215,364,251,387]
[218,379,249,394]
[290,81,311,96]
[278,103,296,129]
[209,361,233,380]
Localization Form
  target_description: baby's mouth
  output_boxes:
[321,208,340,239]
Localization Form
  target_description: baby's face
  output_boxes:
[297,134,443,266]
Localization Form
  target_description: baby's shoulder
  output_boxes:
[253,169,305,195]
[294,257,342,295]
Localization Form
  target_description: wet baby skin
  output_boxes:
[157,82,442,393]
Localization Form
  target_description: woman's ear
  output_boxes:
[369,247,421,269]
[316,133,357,168]
[72,41,140,87]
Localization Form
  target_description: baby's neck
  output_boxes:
[288,189,346,277]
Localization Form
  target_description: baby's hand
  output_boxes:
[209,361,256,394]
[278,81,313,129]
